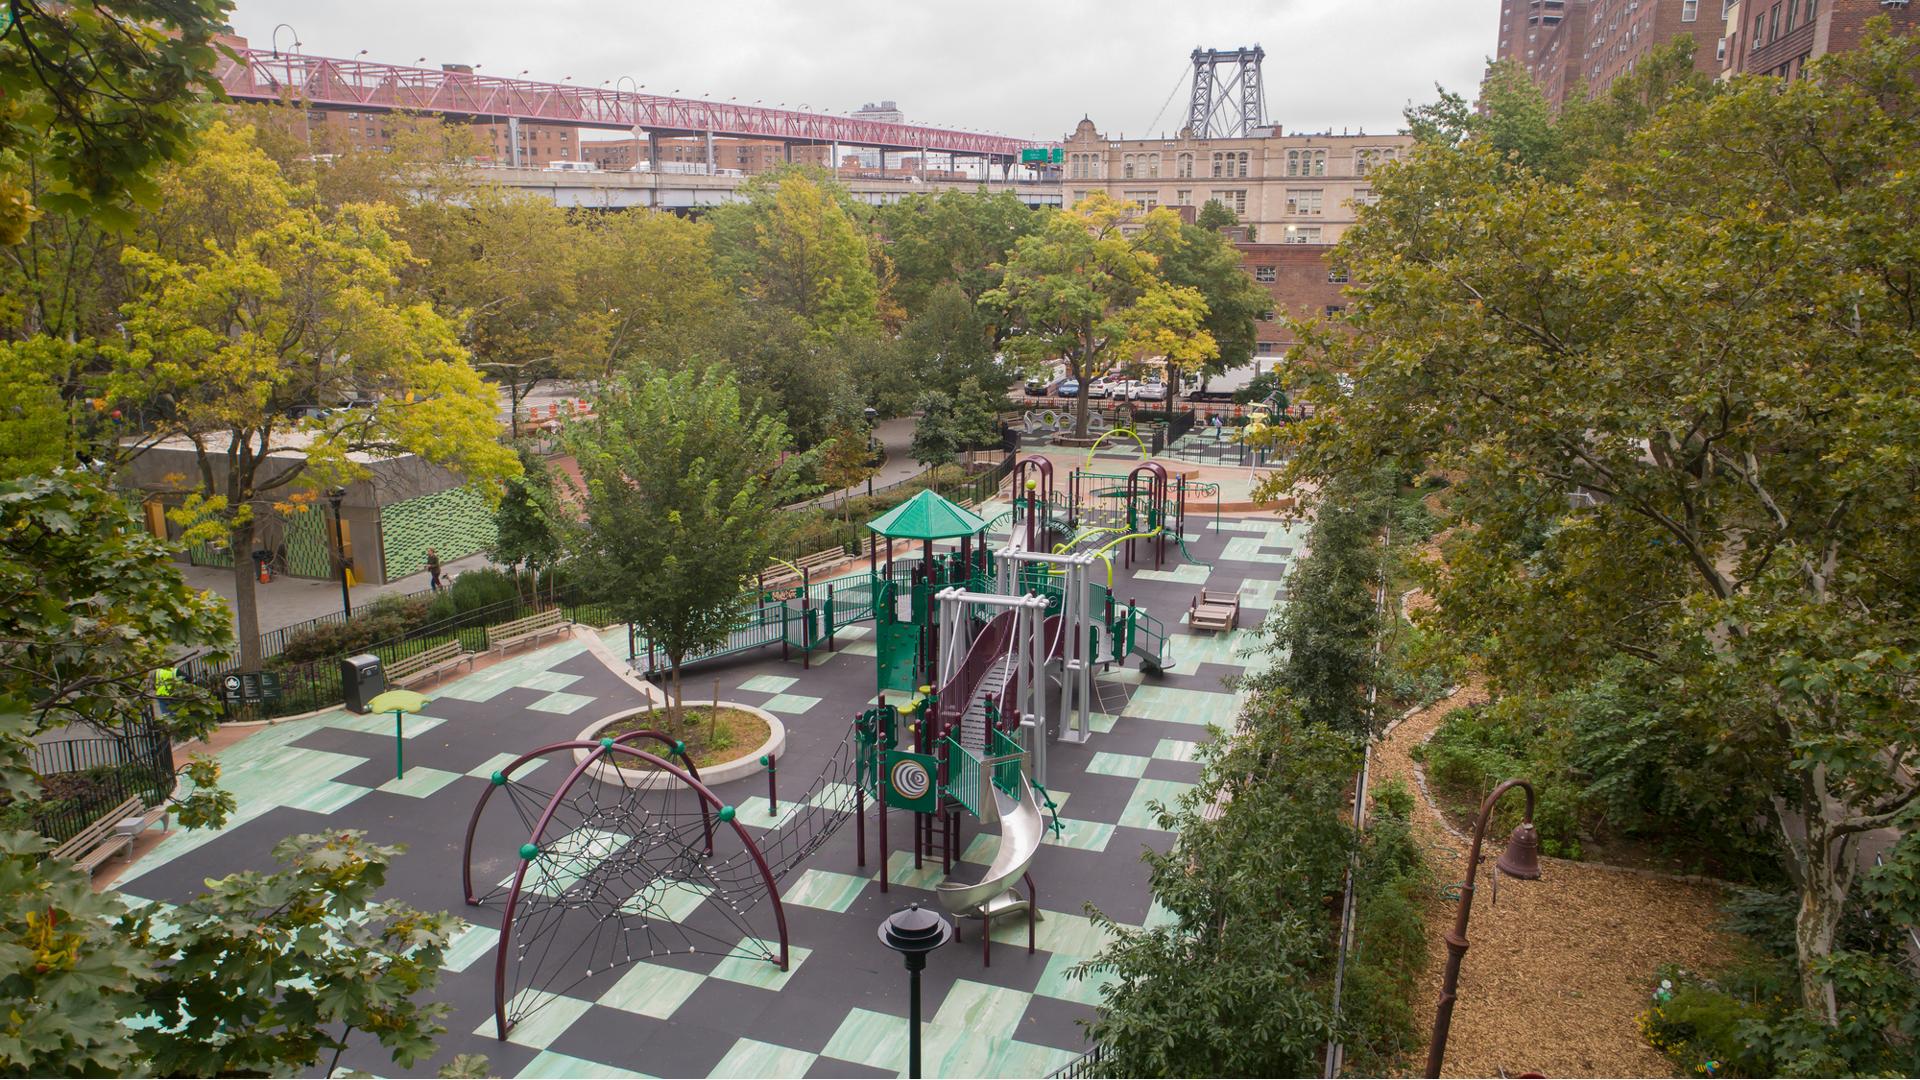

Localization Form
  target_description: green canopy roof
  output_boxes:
[866,488,988,540]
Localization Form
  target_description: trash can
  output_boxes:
[341,653,385,714]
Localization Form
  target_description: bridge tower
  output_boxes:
[1184,46,1267,139]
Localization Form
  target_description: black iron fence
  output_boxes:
[255,583,440,660]
[196,584,618,721]
[1047,1044,1111,1079]
[23,724,175,845]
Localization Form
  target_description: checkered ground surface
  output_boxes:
[114,513,1303,1078]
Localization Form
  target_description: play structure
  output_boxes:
[471,472,1186,1035]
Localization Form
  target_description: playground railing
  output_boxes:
[931,608,1017,740]
[990,728,1025,798]
[944,735,984,818]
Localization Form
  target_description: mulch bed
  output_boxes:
[601,706,770,771]
[1377,676,1739,1078]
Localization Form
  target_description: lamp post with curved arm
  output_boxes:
[271,23,300,58]
[1424,777,1543,1078]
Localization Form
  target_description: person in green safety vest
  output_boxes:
[153,665,178,720]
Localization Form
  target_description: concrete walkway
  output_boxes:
[788,416,921,511]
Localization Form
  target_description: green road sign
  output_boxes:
[883,750,940,813]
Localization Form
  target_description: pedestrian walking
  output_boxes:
[153,665,177,720]
[426,547,443,592]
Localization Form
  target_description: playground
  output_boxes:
[104,452,1304,1079]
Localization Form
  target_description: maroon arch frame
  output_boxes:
[472,739,788,1040]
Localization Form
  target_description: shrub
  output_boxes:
[1640,981,1774,1077]
[277,594,431,664]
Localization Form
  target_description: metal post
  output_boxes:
[328,490,352,619]
[393,710,405,779]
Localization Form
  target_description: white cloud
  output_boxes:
[228,0,1492,141]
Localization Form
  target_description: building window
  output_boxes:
[1286,189,1324,216]
[1175,189,1192,205]
[1784,0,1797,30]
[1258,309,1276,321]
[1125,190,1159,209]
[1682,0,1699,21]
[1255,342,1278,356]
[1324,305,1345,317]
[1210,150,1250,178]
[1148,153,1161,178]
[1073,190,1089,204]
[1355,147,1399,177]
[1211,189,1247,213]
[1176,153,1193,178]
[1282,225,1323,245]
[1254,266,1278,283]
[1352,187,1379,207]
[1327,266,1350,283]
[1769,3,1780,42]
[1123,155,1135,179]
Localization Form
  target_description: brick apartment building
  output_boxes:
[1497,0,1727,109]
[579,136,831,173]
[1720,0,1920,79]
[1234,243,1352,364]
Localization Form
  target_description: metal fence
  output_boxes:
[25,724,175,845]
[255,583,440,659]
[195,584,618,720]
[1047,1043,1111,1079]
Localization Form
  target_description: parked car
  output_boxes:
[1085,377,1110,399]
[1058,379,1081,398]
[1025,374,1064,396]
[1131,378,1167,401]
[1107,378,1137,400]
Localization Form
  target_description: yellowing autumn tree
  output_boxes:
[112,124,517,667]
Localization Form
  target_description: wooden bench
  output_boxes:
[762,547,850,587]
[1188,588,1241,632]
[485,608,572,655]
[51,795,143,876]
[387,640,474,688]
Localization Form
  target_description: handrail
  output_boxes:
[932,608,1019,742]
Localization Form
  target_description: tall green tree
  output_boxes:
[113,125,519,668]
[908,377,1002,469]
[985,194,1212,438]
[569,368,808,709]
[1137,215,1267,394]
[490,445,568,600]
[1277,25,1920,1020]
[877,188,1038,313]
[577,208,728,378]
[707,166,880,340]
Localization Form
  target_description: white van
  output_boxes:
[543,160,599,173]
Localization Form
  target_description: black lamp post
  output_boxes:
[864,406,880,499]
[879,902,952,1079]
[1425,778,1542,1078]
[326,488,352,619]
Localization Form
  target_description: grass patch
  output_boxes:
[600,706,770,770]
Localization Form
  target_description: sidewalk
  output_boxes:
[788,416,920,510]
[181,551,499,638]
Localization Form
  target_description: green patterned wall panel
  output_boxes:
[284,507,333,579]
[380,486,497,582]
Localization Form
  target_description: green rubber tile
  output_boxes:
[1124,685,1238,727]
[519,1050,650,1078]
[279,781,370,816]
[1134,563,1211,585]
[597,961,704,1019]
[822,1008,909,1070]
[1087,711,1119,734]
[1043,817,1115,853]
[1221,536,1288,563]
[377,766,462,799]
[527,690,598,715]
[730,795,790,828]
[441,921,495,973]
[760,692,821,715]
[1143,898,1178,929]
[987,1039,1080,1077]
[736,674,797,694]
[837,639,878,657]
[710,1038,817,1079]
[1239,574,1287,609]
[880,850,948,890]
[923,979,1034,1076]
[999,909,1117,958]
[1155,738,1203,764]
[959,833,996,864]
[1086,752,1150,778]
[619,880,711,924]
[434,673,519,703]
[468,752,547,780]
[515,670,583,693]
[710,939,809,990]
[1033,951,1115,1006]
[1211,519,1271,533]
[323,711,447,738]
[1120,778,1198,830]
[479,990,593,1049]
[1097,665,1146,684]
[508,827,634,898]
[783,868,868,913]
[830,623,872,641]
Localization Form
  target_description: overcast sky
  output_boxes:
[228,0,1495,143]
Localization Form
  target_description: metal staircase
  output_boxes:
[957,657,1013,754]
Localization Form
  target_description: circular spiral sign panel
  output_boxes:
[889,756,931,802]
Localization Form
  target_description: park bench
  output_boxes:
[51,795,144,876]
[387,640,474,689]
[1188,588,1242,632]
[486,608,572,655]
[762,547,849,587]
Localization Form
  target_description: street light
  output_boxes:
[1424,778,1543,1078]
[864,406,880,498]
[271,23,300,58]
[326,488,352,620]
[879,903,952,1079]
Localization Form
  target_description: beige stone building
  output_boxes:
[1054,118,1413,244]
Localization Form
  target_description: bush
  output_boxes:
[1641,980,1774,1077]
[1415,700,1587,858]
[1341,779,1432,1071]
[424,567,519,622]
[277,594,430,664]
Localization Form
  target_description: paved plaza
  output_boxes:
[112,512,1302,1078]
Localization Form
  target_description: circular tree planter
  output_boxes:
[574,701,783,790]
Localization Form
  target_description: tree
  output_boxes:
[693,303,865,450]
[908,377,1002,469]
[1276,25,1920,1020]
[1075,689,1426,1076]
[408,188,603,437]
[985,194,1211,439]
[112,125,518,669]
[0,0,232,244]
[706,166,879,340]
[1193,198,1250,240]
[576,209,727,378]
[490,445,568,600]
[569,368,807,711]
[1137,216,1267,394]
[897,281,1003,401]
[877,188,1038,314]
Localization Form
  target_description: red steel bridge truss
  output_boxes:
[215,49,1032,160]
